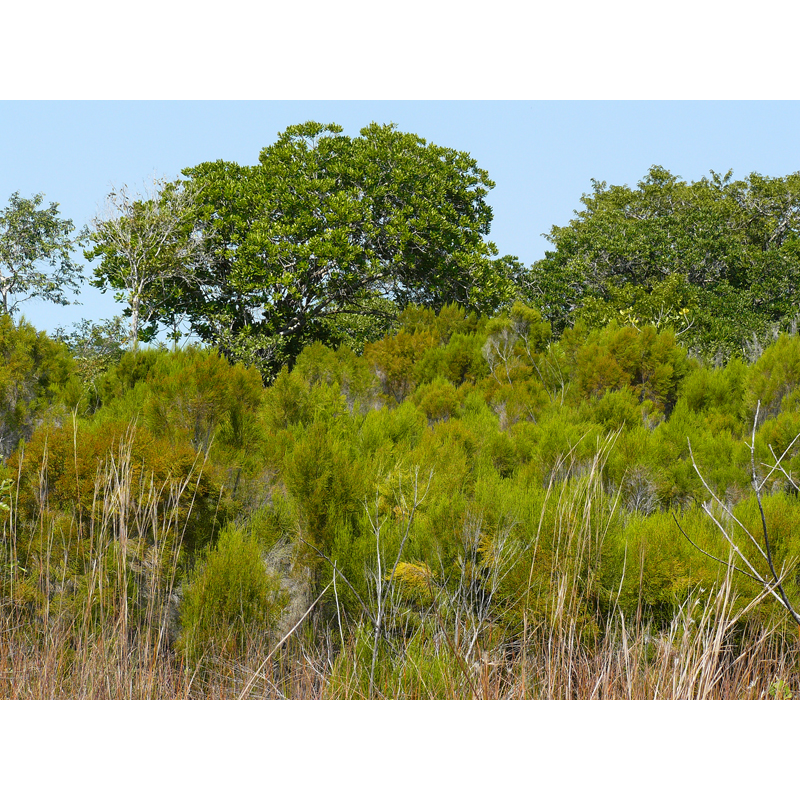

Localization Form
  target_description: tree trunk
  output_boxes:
[130,294,140,349]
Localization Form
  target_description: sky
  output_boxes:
[2,100,800,335]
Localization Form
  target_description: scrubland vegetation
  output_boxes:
[3,129,800,698]
[2,302,800,699]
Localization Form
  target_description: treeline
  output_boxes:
[4,125,800,381]
[2,303,800,697]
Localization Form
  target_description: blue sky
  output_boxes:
[3,100,799,335]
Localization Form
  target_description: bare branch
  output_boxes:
[680,400,800,628]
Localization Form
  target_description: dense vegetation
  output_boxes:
[2,303,800,698]
[2,131,800,698]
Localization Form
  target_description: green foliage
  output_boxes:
[398,302,485,345]
[53,316,129,404]
[590,387,643,431]
[0,192,84,317]
[530,166,800,359]
[414,331,489,388]
[86,347,267,493]
[262,365,349,431]
[357,401,428,459]
[293,340,378,411]
[577,273,696,336]
[178,524,287,665]
[93,347,163,407]
[284,420,368,561]
[482,304,553,385]
[768,679,793,700]
[139,347,264,458]
[365,328,437,404]
[7,417,224,555]
[679,357,747,436]
[0,314,76,459]
[565,323,690,417]
[411,377,461,423]
[0,476,11,513]
[598,509,698,625]
[178,122,520,378]
[745,333,800,420]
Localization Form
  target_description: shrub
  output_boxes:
[0,314,76,459]
[590,386,644,432]
[263,365,347,431]
[398,302,484,346]
[293,340,378,410]
[745,333,800,420]
[567,323,690,416]
[411,377,460,423]
[414,331,488,387]
[7,417,224,555]
[178,524,287,665]
[140,348,265,470]
[284,420,368,567]
[364,329,437,404]
[680,356,747,433]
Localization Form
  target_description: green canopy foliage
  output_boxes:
[0,192,84,317]
[528,166,800,359]
[176,121,521,379]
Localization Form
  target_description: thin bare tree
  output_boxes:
[86,177,200,348]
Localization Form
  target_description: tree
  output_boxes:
[176,122,522,378]
[528,166,800,360]
[0,192,83,317]
[85,178,200,348]
[53,315,129,391]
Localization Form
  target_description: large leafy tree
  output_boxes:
[0,193,84,317]
[176,122,521,377]
[527,166,800,359]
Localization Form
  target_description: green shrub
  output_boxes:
[398,302,484,345]
[294,340,378,410]
[745,333,800,420]
[567,323,690,416]
[8,417,225,556]
[284,420,368,568]
[0,314,76,459]
[413,331,488,387]
[680,357,747,432]
[139,347,264,457]
[597,510,697,625]
[364,328,437,404]
[178,524,287,666]
[263,365,347,430]
[357,401,428,458]
[590,386,645,432]
[411,377,460,423]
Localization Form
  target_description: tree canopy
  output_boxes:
[0,192,83,317]
[85,179,199,348]
[173,121,521,377]
[527,166,800,359]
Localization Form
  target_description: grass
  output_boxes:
[1,428,797,700]
[2,582,797,699]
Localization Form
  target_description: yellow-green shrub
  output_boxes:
[178,524,287,665]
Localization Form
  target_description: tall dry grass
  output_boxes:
[1,428,797,699]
